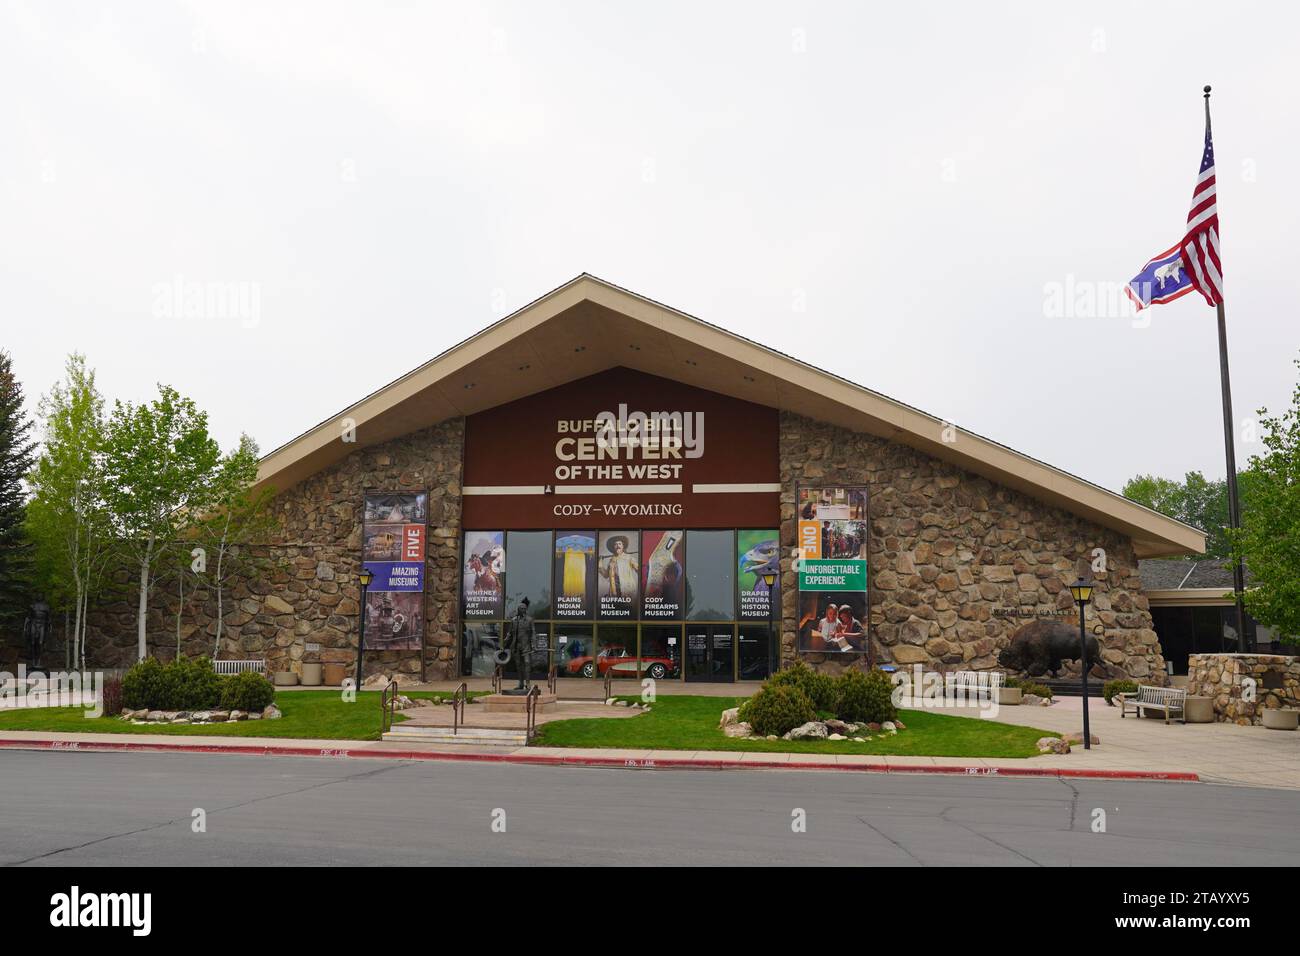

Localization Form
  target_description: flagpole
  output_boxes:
[1204,84,1249,653]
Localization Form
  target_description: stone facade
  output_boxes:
[85,419,464,681]
[1186,653,1300,725]
[86,404,1169,685]
[778,412,1165,682]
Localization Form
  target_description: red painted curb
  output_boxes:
[0,737,1200,782]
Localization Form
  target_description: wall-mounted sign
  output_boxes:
[597,530,639,619]
[462,368,779,530]
[553,532,596,618]
[642,530,684,619]
[796,486,869,654]
[362,492,427,651]
[737,530,780,620]
[462,531,505,619]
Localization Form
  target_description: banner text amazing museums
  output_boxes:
[553,405,705,481]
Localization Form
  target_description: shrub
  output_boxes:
[738,684,817,737]
[121,657,166,710]
[219,671,275,712]
[768,661,837,712]
[100,676,123,717]
[1007,678,1053,699]
[121,656,223,710]
[834,668,897,724]
[1103,678,1138,704]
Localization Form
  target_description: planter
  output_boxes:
[300,663,323,686]
[322,662,347,686]
[1183,695,1213,724]
[272,671,299,687]
[1262,709,1299,731]
[996,687,1022,706]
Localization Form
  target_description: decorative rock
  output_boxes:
[262,704,282,720]
[247,712,261,720]
[209,711,229,722]
[1022,694,1042,707]
[1036,736,1071,754]
[783,721,829,740]
[851,737,865,742]
[192,711,212,722]
[894,720,906,730]
[882,721,897,733]
[867,722,881,731]
[824,719,852,735]
[605,698,617,706]
[615,700,629,707]
[719,707,740,729]
[146,711,166,722]
[229,710,244,721]
[827,733,846,741]
[723,721,754,738]
[1062,731,1100,746]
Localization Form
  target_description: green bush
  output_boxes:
[121,656,223,710]
[219,671,275,712]
[121,657,166,710]
[738,684,817,737]
[1103,678,1138,704]
[834,668,897,724]
[768,661,837,712]
[1006,676,1054,699]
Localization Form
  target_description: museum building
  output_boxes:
[90,275,1209,683]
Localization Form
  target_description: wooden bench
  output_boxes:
[1118,685,1187,724]
[944,670,1004,700]
[214,659,267,676]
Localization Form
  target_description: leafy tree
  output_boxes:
[25,355,115,668]
[193,433,277,657]
[1230,359,1300,640]
[1122,469,1257,559]
[0,350,37,634]
[102,385,222,661]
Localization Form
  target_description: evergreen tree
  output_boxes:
[0,350,37,632]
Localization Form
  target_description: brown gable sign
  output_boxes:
[462,368,779,529]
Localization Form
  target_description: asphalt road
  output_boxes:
[1,750,1296,866]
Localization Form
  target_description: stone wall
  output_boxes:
[85,419,464,681]
[1186,653,1300,725]
[778,411,1165,681]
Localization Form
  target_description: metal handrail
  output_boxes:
[380,678,399,733]
[547,663,557,695]
[492,665,502,695]
[451,681,468,736]
[525,684,541,741]
[603,668,614,703]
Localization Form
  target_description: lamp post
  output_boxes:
[762,570,778,677]
[356,567,374,688]
[1068,577,1094,750]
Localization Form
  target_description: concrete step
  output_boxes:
[383,725,528,747]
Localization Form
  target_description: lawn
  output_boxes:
[0,690,475,742]
[532,695,1057,758]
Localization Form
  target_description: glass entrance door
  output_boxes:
[685,625,735,682]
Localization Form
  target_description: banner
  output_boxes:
[362,492,427,651]
[796,486,868,654]
[462,530,506,619]
[553,532,596,618]
[597,530,639,619]
[737,530,779,620]
[642,530,684,619]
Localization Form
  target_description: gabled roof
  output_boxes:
[256,274,1206,558]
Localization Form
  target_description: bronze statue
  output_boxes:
[23,601,51,668]
[998,619,1102,678]
[506,598,534,693]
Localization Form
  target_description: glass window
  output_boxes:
[596,624,639,683]
[738,624,775,681]
[685,530,735,621]
[555,625,594,679]
[462,622,503,677]
[505,531,552,620]
[640,625,681,680]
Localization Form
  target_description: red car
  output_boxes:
[565,645,678,680]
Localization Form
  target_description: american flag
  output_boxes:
[1180,123,1223,306]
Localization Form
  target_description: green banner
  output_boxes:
[798,559,867,592]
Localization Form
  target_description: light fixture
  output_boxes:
[1068,577,1094,749]
[1068,579,1094,604]
[359,567,374,588]
[761,571,777,590]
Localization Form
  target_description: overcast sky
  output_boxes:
[4,1,1296,493]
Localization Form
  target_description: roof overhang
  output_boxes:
[255,274,1206,559]
[1147,588,1236,607]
